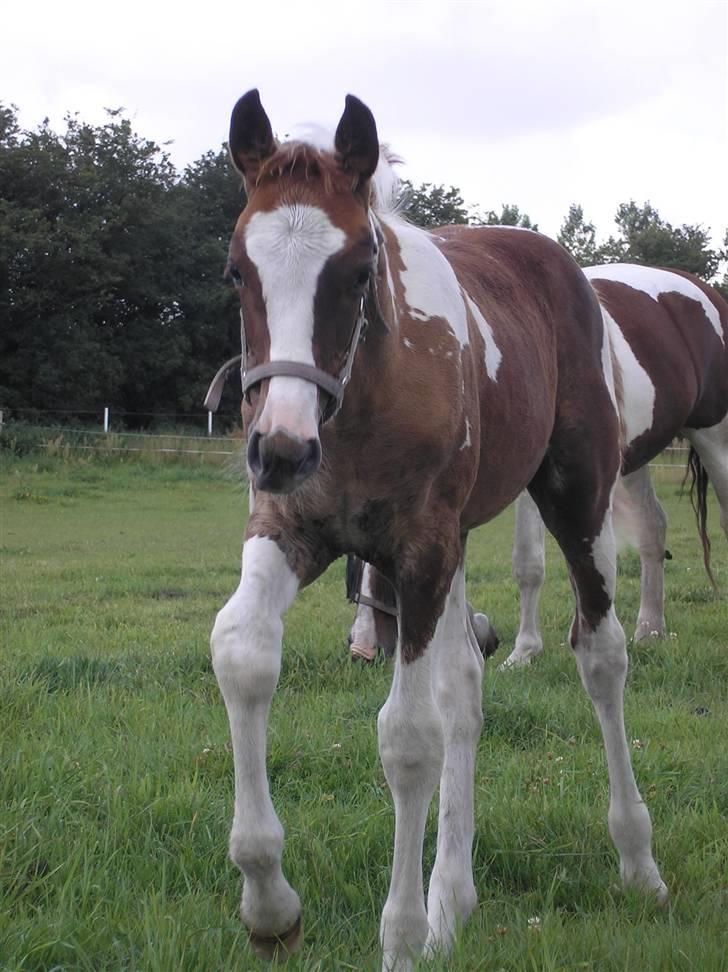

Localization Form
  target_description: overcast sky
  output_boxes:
[4,0,727,244]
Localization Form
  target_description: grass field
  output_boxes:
[1,452,726,971]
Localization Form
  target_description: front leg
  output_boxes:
[377,538,462,971]
[378,642,444,971]
[211,534,302,958]
[426,564,484,957]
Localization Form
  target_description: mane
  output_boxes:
[256,129,404,219]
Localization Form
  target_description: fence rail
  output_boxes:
[1,417,693,478]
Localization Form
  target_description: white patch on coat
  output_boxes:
[587,264,724,345]
[463,292,502,381]
[591,512,617,601]
[390,221,469,348]
[244,205,346,437]
[459,417,472,451]
[602,307,656,445]
[600,322,619,414]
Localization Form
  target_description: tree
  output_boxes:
[600,201,722,280]
[399,180,471,227]
[170,148,247,415]
[0,106,183,417]
[477,203,538,231]
[0,108,245,422]
[557,204,604,266]
[715,230,728,300]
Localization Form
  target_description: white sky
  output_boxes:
[4,0,727,244]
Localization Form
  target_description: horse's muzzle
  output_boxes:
[247,429,321,493]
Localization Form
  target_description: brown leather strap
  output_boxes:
[242,360,344,406]
[203,355,243,412]
[203,294,369,424]
[354,591,398,618]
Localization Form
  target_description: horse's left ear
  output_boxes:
[335,95,379,187]
[229,89,276,190]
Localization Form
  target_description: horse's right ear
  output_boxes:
[229,89,276,190]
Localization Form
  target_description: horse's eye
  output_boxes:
[355,268,371,289]
[229,265,244,287]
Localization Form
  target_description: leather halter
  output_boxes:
[203,293,369,425]
[353,590,399,618]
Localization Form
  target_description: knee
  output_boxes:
[378,702,444,791]
[435,655,484,740]
[211,595,282,699]
[512,547,545,588]
[574,613,628,694]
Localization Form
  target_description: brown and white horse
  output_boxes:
[505,264,728,665]
[208,89,666,970]
[349,266,728,668]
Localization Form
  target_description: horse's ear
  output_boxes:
[229,89,276,189]
[335,95,379,187]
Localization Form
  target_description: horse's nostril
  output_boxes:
[249,431,321,493]
[298,438,321,478]
[247,431,263,476]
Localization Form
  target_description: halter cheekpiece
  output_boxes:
[203,292,369,424]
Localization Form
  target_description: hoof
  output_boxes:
[248,914,303,961]
[633,622,666,643]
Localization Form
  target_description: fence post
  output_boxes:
[208,410,213,437]
[103,407,109,433]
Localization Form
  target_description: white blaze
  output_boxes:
[245,205,347,437]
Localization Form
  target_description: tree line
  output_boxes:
[1,106,725,425]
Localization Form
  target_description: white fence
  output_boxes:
[1,412,692,478]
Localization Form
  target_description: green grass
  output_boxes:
[1,454,726,971]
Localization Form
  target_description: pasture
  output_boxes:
[1,452,726,971]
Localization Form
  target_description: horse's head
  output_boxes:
[227,89,380,494]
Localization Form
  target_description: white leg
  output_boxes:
[573,519,667,902]
[210,536,302,957]
[350,564,379,662]
[378,638,445,970]
[503,490,546,667]
[686,418,728,541]
[614,469,668,642]
[425,566,483,957]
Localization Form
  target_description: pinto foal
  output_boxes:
[208,90,666,970]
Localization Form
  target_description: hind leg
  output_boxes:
[530,462,667,902]
[614,468,669,642]
[349,564,379,662]
[503,490,546,667]
[685,416,728,542]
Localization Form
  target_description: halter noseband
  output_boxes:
[203,293,369,424]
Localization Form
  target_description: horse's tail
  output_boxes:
[684,446,719,592]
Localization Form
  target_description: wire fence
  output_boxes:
[0,411,692,478]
